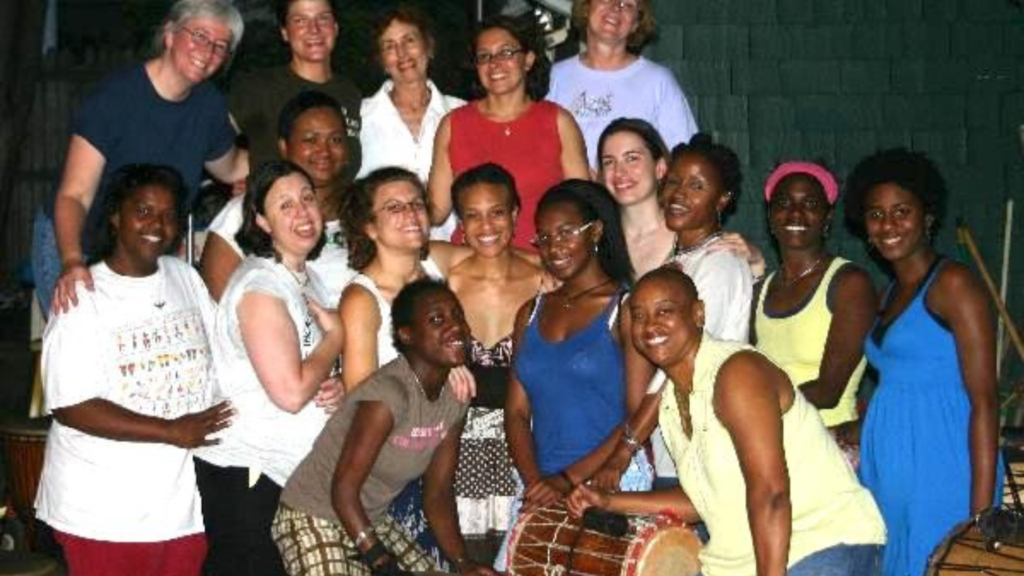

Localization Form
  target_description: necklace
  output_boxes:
[282,263,309,288]
[152,269,166,309]
[557,277,615,309]
[670,231,725,260]
[780,255,827,286]
[503,124,512,137]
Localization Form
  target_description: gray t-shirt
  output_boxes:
[282,356,468,523]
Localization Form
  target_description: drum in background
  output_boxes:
[506,505,700,576]
[927,519,1024,575]
[0,413,51,549]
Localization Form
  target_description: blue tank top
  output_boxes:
[514,291,627,476]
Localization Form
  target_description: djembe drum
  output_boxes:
[506,505,701,576]
[927,518,1024,575]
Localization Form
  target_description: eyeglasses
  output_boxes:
[596,0,639,15]
[474,47,525,66]
[287,12,336,31]
[530,221,597,248]
[179,26,231,58]
[377,198,428,218]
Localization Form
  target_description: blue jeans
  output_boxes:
[696,544,881,576]
[31,209,61,317]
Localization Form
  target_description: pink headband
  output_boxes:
[764,162,839,205]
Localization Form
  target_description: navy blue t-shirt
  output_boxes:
[45,64,235,253]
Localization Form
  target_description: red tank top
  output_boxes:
[449,100,564,250]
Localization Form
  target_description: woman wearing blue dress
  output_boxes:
[845,148,1002,576]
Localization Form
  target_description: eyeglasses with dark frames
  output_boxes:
[474,47,525,66]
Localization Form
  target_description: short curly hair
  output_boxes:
[668,133,743,202]
[844,147,947,229]
[391,278,456,354]
[470,14,550,101]
[370,6,435,64]
[571,0,657,53]
[341,167,429,272]
[236,160,325,260]
[95,164,187,262]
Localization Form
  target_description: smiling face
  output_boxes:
[587,0,640,47]
[533,201,602,281]
[366,180,429,253]
[280,106,347,189]
[768,174,832,252]
[629,273,704,369]
[400,289,470,369]
[660,152,731,236]
[256,172,324,264]
[474,27,534,98]
[108,184,181,277]
[458,182,517,258]
[379,19,431,85]
[166,17,233,85]
[281,0,338,65]
[600,131,666,208]
[863,182,933,264]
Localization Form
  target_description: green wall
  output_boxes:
[649,0,1024,340]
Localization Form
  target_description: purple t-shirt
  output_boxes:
[548,55,698,167]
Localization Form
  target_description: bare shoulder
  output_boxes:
[716,350,789,399]
[340,283,381,324]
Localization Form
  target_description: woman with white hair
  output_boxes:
[31,0,248,316]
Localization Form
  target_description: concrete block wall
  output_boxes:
[650,0,1024,331]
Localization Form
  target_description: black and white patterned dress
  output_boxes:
[455,335,517,554]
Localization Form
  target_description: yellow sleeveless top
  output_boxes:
[754,257,865,426]
[659,338,885,576]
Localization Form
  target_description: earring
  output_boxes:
[823,221,832,238]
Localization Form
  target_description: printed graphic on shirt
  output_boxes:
[391,420,449,451]
[112,308,212,419]
[570,90,613,120]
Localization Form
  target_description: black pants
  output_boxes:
[194,458,288,576]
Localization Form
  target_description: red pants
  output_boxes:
[54,530,207,576]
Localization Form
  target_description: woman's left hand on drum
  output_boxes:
[567,483,610,518]
[523,475,572,511]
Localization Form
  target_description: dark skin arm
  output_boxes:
[567,484,701,523]
[589,382,664,487]
[332,401,394,564]
[715,352,794,576]
[798,265,877,410]
[422,417,498,576]
[927,262,999,515]
[53,398,232,448]
[559,299,656,490]
[505,300,572,510]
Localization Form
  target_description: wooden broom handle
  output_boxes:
[957,222,1024,362]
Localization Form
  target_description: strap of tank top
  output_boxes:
[607,288,627,330]
[526,292,544,325]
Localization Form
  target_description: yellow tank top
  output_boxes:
[754,257,865,426]
[659,338,885,576]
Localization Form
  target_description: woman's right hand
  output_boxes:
[53,261,93,314]
[309,298,344,345]
[588,463,625,492]
[708,232,766,280]
[567,483,610,518]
